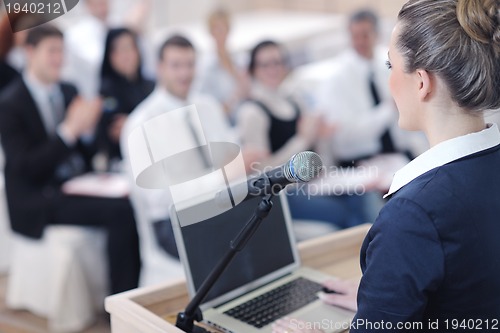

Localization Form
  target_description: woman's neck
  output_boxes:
[424,105,486,147]
[113,71,138,83]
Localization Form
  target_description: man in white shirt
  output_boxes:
[309,10,424,228]
[121,35,234,262]
[318,10,418,167]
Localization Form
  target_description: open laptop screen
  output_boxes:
[173,194,298,307]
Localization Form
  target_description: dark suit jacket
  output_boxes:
[0,61,20,92]
[0,78,95,239]
[353,145,500,332]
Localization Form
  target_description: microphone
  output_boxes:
[248,150,324,197]
[218,151,324,208]
[176,151,324,333]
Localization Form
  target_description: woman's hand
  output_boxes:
[108,114,128,143]
[271,279,359,333]
[318,278,359,312]
[318,121,337,139]
[61,97,102,141]
[242,147,269,172]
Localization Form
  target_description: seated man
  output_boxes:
[0,25,140,294]
[121,35,235,263]
[318,9,421,168]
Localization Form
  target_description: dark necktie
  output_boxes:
[369,72,396,154]
[48,92,64,136]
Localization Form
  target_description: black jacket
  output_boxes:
[0,78,95,239]
[0,61,20,92]
[98,74,154,161]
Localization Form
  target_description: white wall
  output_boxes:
[151,0,218,29]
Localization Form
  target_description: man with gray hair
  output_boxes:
[318,9,418,170]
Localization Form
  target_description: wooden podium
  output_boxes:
[105,224,371,333]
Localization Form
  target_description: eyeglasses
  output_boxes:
[255,59,285,69]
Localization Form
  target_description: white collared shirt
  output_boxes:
[121,86,235,221]
[385,123,500,198]
[317,46,398,160]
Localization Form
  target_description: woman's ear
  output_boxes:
[416,69,433,102]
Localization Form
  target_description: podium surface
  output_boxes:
[105,224,371,333]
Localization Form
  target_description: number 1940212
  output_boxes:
[5,1,63,14]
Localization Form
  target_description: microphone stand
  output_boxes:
[175,194,275,333]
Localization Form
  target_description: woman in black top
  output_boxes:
[237,41,366,229]
[237,40,321,169]
[99,28,155,169]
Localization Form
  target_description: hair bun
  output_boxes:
[457,0,499,47]
[494,12,500,50]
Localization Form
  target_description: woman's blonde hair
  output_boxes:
[207,8,230,30]
[397,0,500,112]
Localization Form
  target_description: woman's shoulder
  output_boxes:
[386,167,460,217]
[381,152,500,233]
[238,98,270,116]
[394,146,500,205]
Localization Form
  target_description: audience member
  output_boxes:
[309,9,425,227]
[318,9,415,168]
[236,40,365,228]
[197,8,249,118]
[63,0,111,98]
[98,28,155,170]
[63,0,155,99]
[237,40,322,169]
[122,35,234,259]
[0,25,141,294]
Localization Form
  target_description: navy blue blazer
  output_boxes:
[353,144,500,332]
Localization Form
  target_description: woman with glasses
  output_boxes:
[237,40,366,230]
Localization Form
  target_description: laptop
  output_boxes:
[171,193,354,333]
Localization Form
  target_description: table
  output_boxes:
[105,223,371,333]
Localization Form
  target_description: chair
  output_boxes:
[6,226,108,332]
[129,191,184,287]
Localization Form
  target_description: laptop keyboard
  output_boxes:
[223,277,323,329]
